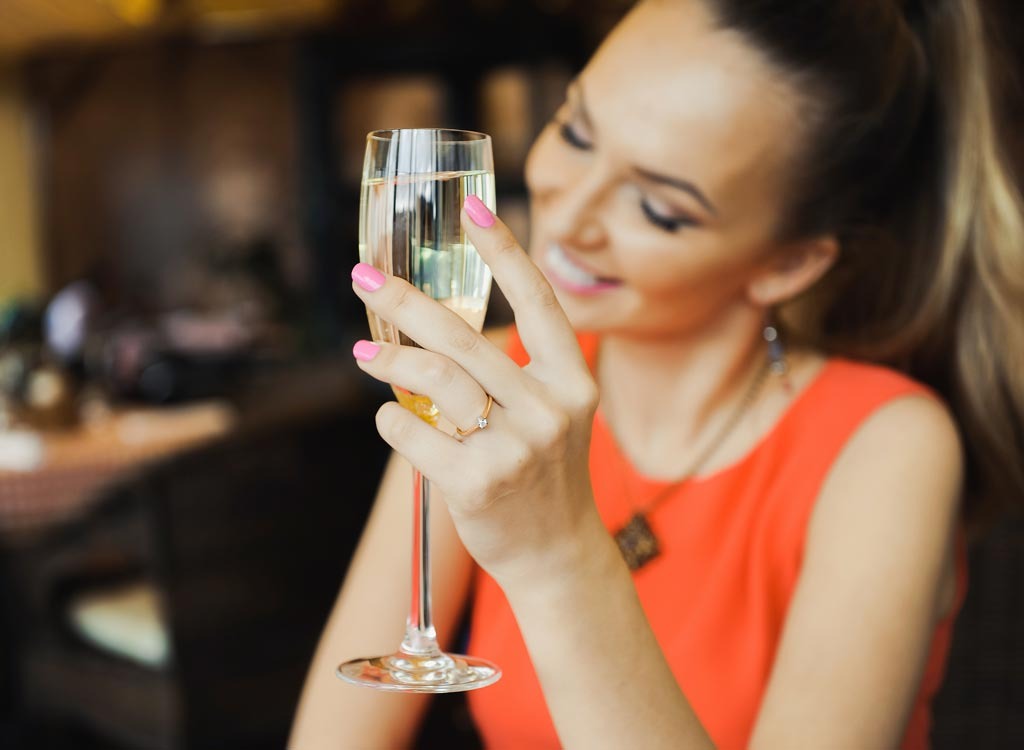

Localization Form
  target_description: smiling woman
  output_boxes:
[289,1,1024,749]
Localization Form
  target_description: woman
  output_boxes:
[289,0,1024,747]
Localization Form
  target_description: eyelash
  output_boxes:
[557,120,696,234]
[558,121,591,150]
[641,201,696,233]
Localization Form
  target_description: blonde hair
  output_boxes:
[711,0,1024,533]
[933,0,1024,531]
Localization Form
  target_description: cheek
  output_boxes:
[616,234,757,300]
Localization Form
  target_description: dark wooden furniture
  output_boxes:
[2,384,389,749]
[931,514,1024,749]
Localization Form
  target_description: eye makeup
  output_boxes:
[554,80,710,233]
[558,120,592,151]
[641,200,699,233]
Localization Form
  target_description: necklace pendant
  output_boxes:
[614,513,660,571]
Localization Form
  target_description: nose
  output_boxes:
[540,161,611,251]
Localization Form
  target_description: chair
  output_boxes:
[2,389,390,749]
[931,513,1024,749]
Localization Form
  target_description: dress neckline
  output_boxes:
[586,334,837,492]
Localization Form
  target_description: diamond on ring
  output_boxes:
[456,394,494,438]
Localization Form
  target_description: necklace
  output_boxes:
[612,357,773,571]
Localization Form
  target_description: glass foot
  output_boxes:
[337,651,501,693]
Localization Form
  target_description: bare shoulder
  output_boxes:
[483,323,513,351]
[809,390,965,557]
[832,392,963,493]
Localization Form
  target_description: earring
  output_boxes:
[763,313,793,394]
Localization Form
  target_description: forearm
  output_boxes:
[287,582,430,750]
[499,511,715,750]
[288,454,474,749]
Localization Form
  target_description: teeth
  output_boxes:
[547,244,603,287]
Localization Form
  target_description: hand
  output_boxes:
[350,197,603,587]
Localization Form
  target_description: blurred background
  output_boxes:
[0,1,1022,749]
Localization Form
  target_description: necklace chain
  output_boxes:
[614,357,773,571]
[640,357,771,514]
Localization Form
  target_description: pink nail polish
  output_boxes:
[352,262,386,291]
[464,194,495,228]
[352,340,380,361]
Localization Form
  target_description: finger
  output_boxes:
[351,262,532,407]
[352,339,497,435]
[461,195,587,375]
[373,401,473,485]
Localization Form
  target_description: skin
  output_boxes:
[288,1,963,747]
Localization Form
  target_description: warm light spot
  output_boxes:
[106,0,164,26]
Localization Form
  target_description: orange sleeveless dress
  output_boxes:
[466,328,968,750]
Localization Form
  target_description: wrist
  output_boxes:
[495,508,629,606]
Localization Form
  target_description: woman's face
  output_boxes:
[524,0,808,338]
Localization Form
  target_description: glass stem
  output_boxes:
[401,469,440,656]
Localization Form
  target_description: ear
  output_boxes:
[746,236,839,307]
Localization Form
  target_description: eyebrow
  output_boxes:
[633,167,718,217]
[571,81,719,218]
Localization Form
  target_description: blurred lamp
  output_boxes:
[44,281,100,365]
[104,0,165,26]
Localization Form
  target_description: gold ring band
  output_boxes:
[456,394,494,437]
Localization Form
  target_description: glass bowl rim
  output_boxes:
[366,128,491,143]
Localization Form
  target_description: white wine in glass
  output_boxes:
[337,128,501,693]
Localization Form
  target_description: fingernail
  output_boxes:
[464,195,495,228]
[352,340,380,361]
[352,262,386,291]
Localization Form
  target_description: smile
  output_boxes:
[543,244,621,295]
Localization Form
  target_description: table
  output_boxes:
[0,400,236,539]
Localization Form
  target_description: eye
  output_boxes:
[558,121,592,151]
[641,200,698,233]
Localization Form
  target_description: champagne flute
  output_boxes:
[337,128,501,692]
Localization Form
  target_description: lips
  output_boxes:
[543,243,621,295]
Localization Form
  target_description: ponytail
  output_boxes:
[707,0,1024,533]
[918,0,1024,532]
